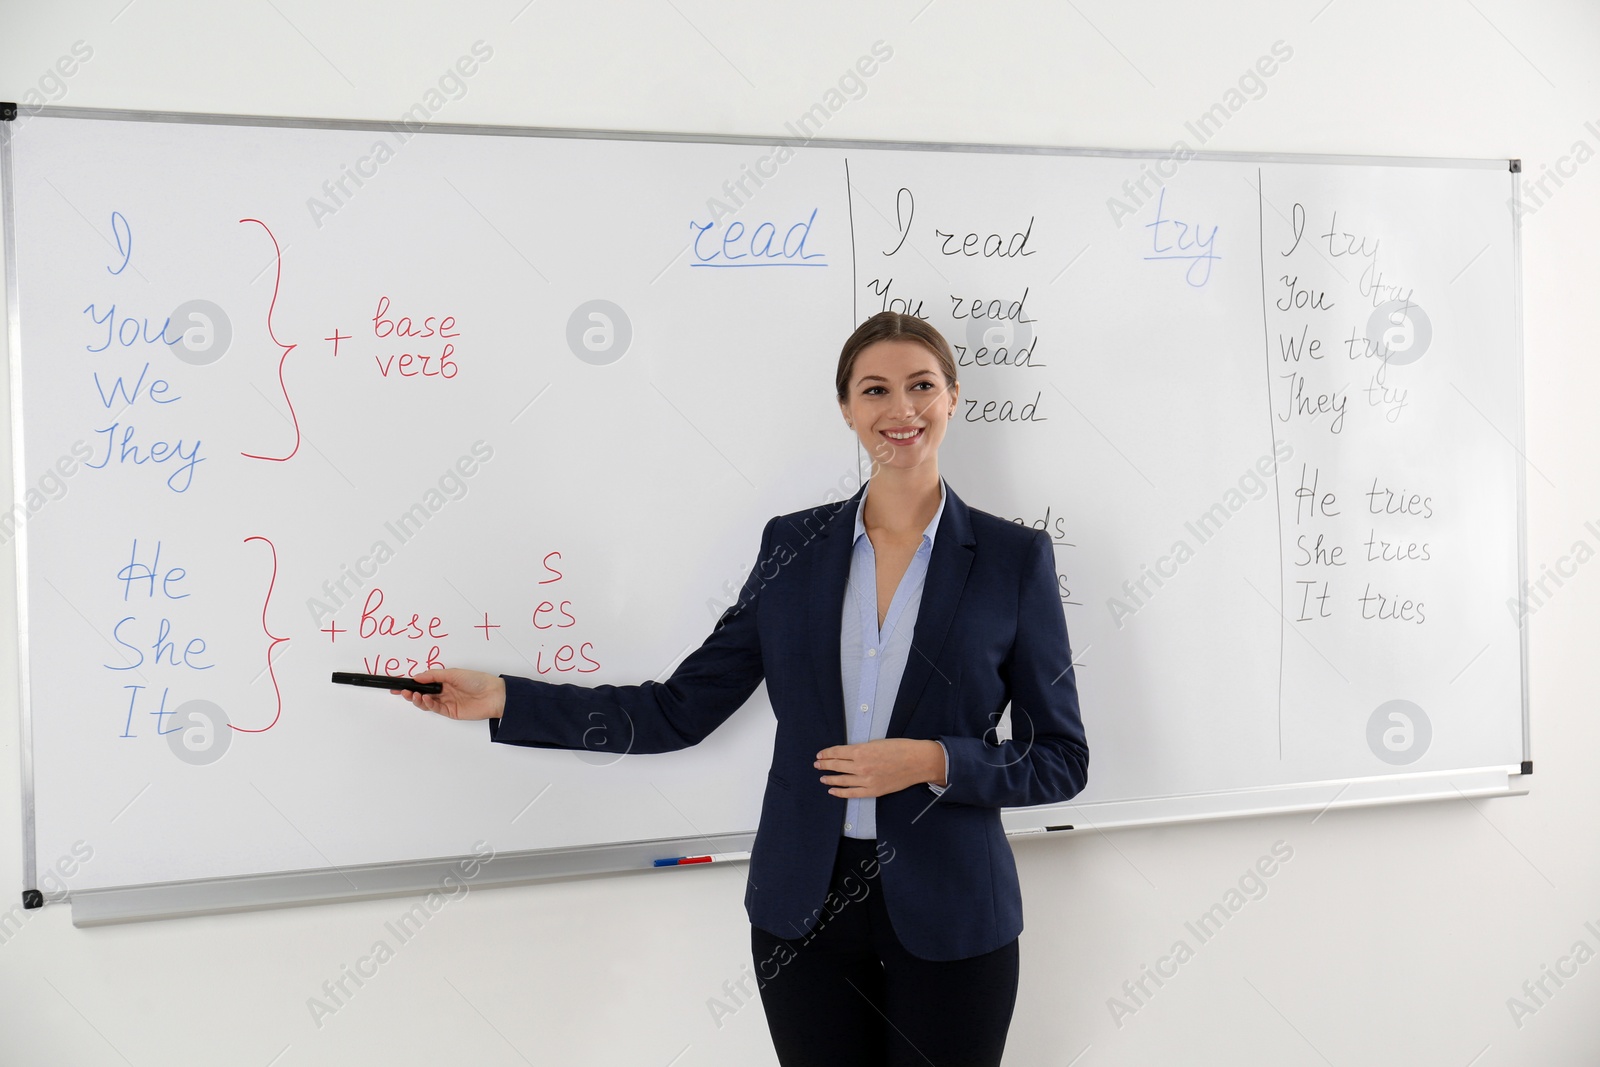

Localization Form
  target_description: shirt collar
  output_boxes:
[853,477,947,548]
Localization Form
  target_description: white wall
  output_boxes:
[3,2,1597,1063]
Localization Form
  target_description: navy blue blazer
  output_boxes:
[488,480,1088,961]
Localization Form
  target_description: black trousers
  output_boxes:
[750,835,1020,1067]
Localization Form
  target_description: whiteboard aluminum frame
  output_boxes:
[1005,764,1528,836]
[1,114,40,908]
[69,831,757,927]
[1510,165,1532,766]
[8,104,1513,170]
[0,105,1531,927]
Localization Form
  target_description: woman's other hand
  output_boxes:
[391,668,507,721]
[815,738,947,798]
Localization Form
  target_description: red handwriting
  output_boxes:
[532,642,602,674]
[238,219,302,462]
[533,600,577,628]
[235,535,287,732]
[529,550,597,672]
[362,648,445,676]
[372,296,459,380]
[359,587,448,640]
[328,551,601,677]
[372,296,458,339]
[374,347,456,378]
[539,551,563,584]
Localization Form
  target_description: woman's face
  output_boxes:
[838,338,958,473]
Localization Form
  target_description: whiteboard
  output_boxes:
[1,109,1527,923]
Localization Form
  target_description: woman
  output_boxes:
[394,311,1088,1067]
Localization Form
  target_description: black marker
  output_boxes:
[332,671,443,695]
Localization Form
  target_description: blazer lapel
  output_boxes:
[886,483,976,740]
[799,485,863,749]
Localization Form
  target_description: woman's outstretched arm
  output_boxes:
[393,516,777,756]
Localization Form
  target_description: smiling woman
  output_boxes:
[392,310,1088,1067]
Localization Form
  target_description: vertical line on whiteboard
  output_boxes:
[843,156,865,481]
[844,156,857,325]
[1256,166,1283,759]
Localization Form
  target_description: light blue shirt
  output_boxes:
[839,477,950,839]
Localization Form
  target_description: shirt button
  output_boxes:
[844,823,853,831]
[859,704,869,713]
[866,648,877,657]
